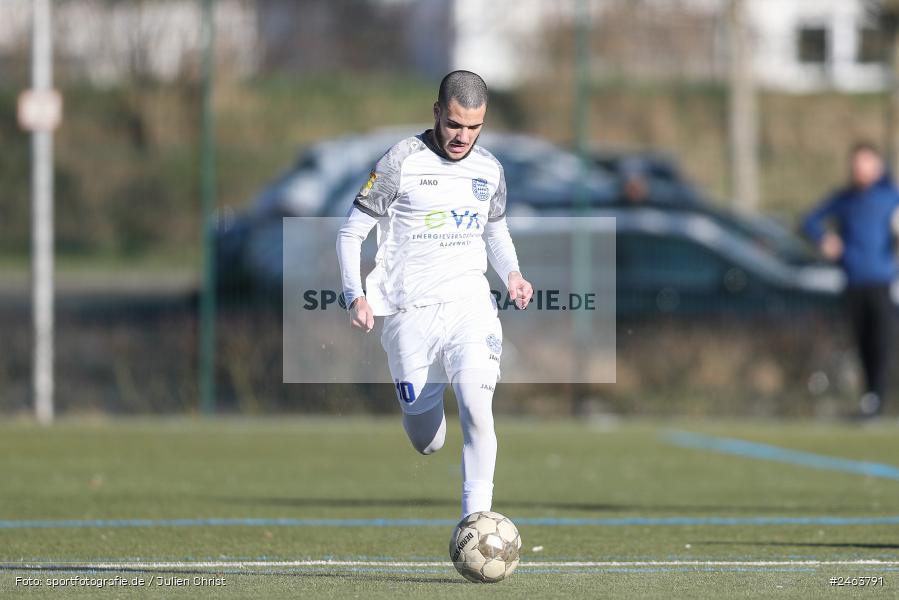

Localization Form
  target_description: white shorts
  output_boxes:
[380,293,502,415]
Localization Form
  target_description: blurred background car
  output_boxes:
[610,206,842,317]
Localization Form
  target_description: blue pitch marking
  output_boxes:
[666,431,899,481]
[2,515,899,530]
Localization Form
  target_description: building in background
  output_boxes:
[450,0,889,92]
[749,0,887,92]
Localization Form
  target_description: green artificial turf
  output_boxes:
[0,417,897,598]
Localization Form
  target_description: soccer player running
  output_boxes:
[336,71,533,518]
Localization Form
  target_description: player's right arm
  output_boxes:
[336,141,406,331]
[337,208,377,332]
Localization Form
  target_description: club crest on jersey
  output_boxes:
[471,177,490,201]
[486,334,502,354]
[359,170,377,197]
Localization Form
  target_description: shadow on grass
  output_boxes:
[695,540,899,550]
[202,494,879,514]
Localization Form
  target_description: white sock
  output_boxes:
[462,480,494,518]
[453,369,498,518]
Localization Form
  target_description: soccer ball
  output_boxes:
[448,510,521,583]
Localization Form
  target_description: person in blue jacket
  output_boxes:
[802,142,899,417]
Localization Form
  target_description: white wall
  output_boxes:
[451,0,554,89]
[748,0,887,92]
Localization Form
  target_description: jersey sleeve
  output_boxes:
[485,217,520,283]
[336,207,378,309]
[353,138,416,217]
[488,162,507,222]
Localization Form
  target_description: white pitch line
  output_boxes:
[5,559,899,570]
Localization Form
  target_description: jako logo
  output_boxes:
[424,209,480,230]
[420,178,438,186]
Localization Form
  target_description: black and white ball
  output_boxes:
[449,511,521,583]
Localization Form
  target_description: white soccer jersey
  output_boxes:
[346,130,514,314]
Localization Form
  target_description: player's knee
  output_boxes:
[404,409,446,455]
[414,429,446,455]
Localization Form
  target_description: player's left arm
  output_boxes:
[486,163,533,309]
[485,218,532,309]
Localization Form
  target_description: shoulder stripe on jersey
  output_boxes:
[353,136,425,217]
[352,200,383,219]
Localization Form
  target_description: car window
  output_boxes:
[618,233,726,290]
[707,210,818,266]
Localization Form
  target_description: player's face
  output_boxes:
[433,99,486,161]
[850,149,883,189]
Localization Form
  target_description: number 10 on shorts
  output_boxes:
[394,380,416,404]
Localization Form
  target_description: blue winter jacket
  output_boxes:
[802,175,899,286]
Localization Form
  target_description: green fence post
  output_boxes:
[199,0,217,415]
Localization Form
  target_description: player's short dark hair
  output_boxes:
[437,70,488,109]
[850,141,881,157]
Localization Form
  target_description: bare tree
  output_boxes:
[728,0,759,213]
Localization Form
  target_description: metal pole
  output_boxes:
[573,0,591,332]
[32,0,54,425]
[727,0,760,213]
[199,0,217,414]
[573,0,591,208]
[889,22,899,176]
